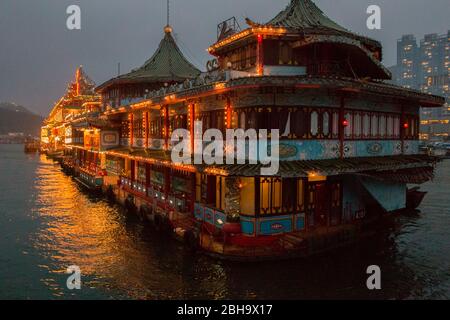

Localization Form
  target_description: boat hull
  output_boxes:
[406,187,427,210]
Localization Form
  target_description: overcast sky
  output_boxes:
[0,0,449,116]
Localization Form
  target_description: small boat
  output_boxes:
[406,186,427,210]
[24,141,40,153]
[73,167,104,193]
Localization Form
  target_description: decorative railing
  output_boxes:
[79,166,101,177]
[194,203,227,229]
[119,177,189,213]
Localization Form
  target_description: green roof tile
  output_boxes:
[267,0,348,32]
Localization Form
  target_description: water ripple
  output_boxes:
[1,145,450,299]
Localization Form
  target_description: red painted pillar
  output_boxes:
[189,103,195,154]
[256,34,264,76]
[145,163,150,190]
[144,111,149,148]
[226,97,232,129]
[339,96,345,159]
[400,105,405,155]
[164,105,169,150]
[129,113,134,147]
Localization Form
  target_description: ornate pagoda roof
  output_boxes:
[46,66,99,123]
[211,0,382,62]
[261,0,380,49]
[97,27,201,92]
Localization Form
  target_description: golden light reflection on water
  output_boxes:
[31,155,218,299]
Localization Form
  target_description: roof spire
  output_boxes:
[167,0,170,26]
[164,0,173,34]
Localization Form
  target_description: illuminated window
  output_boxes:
[379,115,386,138]
[297,179,305,212]
[394,116,400,138]
[332,112,339,138]
[240,178,255,215]
[344,112,352,138]
[354,113,362,138]
[387,116,394,137]
[410,117,415,138]
[260,177,282,215]
[310,111,319,136]
[363,114,370,137]
[121,120,130,139]
[371,114,378,137]
[322,112,330,136]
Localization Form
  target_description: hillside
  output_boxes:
[0,102,44,136]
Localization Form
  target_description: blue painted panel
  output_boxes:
[345,140,402,158]
[194,203,204,220]
[241,139,420,162]
[204,207,215,225]
[214,210,227,229]
[404,140,420,155]
[254,140,340,161]
[295,213,305,231]
[240,218,255,235]
[258,216,293,235]
[95,178,103,186]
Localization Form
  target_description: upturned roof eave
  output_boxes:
[141,74,445,108]
[209,26,381,56]
[95,74,195,93]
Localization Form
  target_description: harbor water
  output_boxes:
[0,144,449,299]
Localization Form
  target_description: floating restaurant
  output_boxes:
[42,0,445,260]
[40,67,101,157]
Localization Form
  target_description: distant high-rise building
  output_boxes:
[396,34,419,89]
[393,31,449,99]
[390,31,450,140]
[418,32,449,97]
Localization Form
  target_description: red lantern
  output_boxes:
[403,122,409,129]
[342,119,349,127]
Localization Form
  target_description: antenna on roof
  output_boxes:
[164,0,173,34]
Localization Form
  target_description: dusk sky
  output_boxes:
[0,0,449,116]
